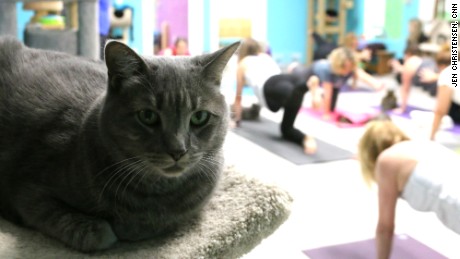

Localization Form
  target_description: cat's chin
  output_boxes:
[161,165,186,178]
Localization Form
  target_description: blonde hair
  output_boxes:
[435,43,451,67]
[343,32,358,49]
[358,121,410,186]
[238,38,261,62]
[328,47,359,74]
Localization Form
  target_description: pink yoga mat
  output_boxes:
[303,234,447,259]
[299,107,377,128]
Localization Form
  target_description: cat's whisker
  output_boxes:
[199,160,220,171]
[114,165,138,202]
[194,164,211,185]
[93,156,144,179]
[200,156,223,167]
[97,159,143,203]
[201,155,222,164]
[133,164,152,190]
[120,161,150,200]
[112,161,145,212]
[195,162,217,186]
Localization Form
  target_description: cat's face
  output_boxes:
[99,41,239,178]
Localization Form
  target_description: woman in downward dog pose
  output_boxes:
[358,120,460,259]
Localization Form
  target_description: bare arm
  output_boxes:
[390,58,403,73]
[430,86,453,140]
[323,81,334,116]
[356,68,383,90]
[375,154,400,259]
[233,62,246,123]
[398,59,419,112]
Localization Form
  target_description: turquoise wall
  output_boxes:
[267,0,307,65]
[16,3,34,41]
[346,0,364,35]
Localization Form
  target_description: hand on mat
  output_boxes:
[303,136,317,155]
[392,107,405,114]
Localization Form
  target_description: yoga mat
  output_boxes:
[446,125,460,134]
[371,104,429,119]
[340,84,373,93]
[231,118,353,165]
[371,105,460,134]
[299,107,377,128]
[303,234,447,259]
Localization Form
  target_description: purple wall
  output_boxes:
[156,0,188,47]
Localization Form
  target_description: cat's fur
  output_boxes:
[381,89,398,112]
[0,37,239,252]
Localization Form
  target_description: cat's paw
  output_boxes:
[76,220,118,252]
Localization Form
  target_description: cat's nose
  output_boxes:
[169,149,187,161]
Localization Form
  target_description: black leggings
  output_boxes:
[263,74,340,146]
[449,101,460,124]
[312,32,337,61]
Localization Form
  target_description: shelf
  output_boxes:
[322,26,340,34]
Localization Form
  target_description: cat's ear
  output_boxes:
[104,40,148,88]
[193,41,240,86]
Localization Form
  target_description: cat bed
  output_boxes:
[0,166,292,259]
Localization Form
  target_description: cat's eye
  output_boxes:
[137,110,159,126]
[190,111,210,126]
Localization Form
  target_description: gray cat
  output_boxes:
[0,37,239,252]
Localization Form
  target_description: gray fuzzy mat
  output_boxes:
[0,166,292,259]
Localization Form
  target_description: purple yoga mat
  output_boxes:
[340,84,373,93]
[372,105,460,134]
[371,104,429,119]
[446,124,460,134]
[303,234,447,259]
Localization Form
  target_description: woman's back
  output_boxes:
[241,54,280,106]
[397,141,460,233]
[242,54,280,87]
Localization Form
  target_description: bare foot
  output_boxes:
[303,136,317,155]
